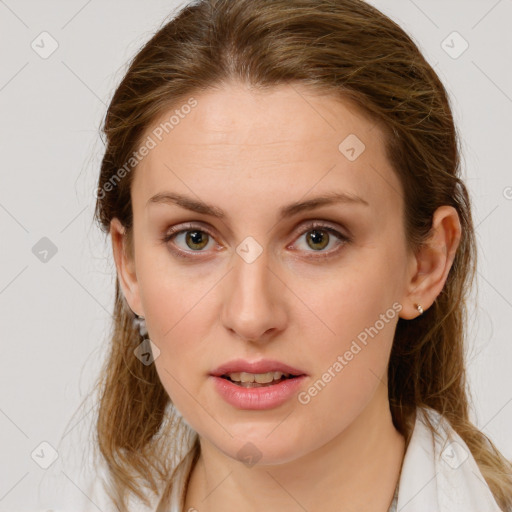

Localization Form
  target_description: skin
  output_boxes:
[111,81,461,512]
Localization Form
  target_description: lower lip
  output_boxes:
[210,375,307,410]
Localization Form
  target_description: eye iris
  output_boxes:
[306,229,329,251]
[186,230,209,250]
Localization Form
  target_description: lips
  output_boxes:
[209,358,307,377]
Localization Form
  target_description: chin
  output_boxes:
[211,432,308,467]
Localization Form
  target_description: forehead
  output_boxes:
[132,82,402,219]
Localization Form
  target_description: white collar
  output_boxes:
[396,406,502,511]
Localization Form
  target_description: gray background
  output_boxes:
[0,1,511,510]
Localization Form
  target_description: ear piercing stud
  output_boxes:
[415,303,424,315]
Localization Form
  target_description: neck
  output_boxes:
[184,386,405,512]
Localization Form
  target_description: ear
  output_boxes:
[110,217,144,317]
[400,205,462,319]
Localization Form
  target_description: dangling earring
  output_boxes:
[414,303,424,315]
[132,313,160,365]
[133,314,148,337]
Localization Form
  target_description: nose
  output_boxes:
[220,246,288,344]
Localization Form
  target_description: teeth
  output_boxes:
[227,371,289,383]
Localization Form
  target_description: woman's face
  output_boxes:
[115,81,417,464]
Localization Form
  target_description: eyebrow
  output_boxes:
[146,190,369,219]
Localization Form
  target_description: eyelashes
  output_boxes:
[161,220,352,260]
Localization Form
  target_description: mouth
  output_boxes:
[220,371,300,388]
[209,359,307,409]
[211,372,307,410]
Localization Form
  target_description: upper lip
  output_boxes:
[210,358,307,377]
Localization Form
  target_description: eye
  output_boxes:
[162,224,216,256]
[291,221,351,258]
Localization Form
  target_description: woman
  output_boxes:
[92,0,512,510]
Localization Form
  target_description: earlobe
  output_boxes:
[400,206,461,320]
[110,217,143,316]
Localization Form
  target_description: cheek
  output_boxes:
[136,258,220,406]
[293,279,399,439]
[150,306,211,427]
[288,248,402,403]
[293,253,400,350]
[136,242,221,339]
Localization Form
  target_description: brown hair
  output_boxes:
[90,0,512,509]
